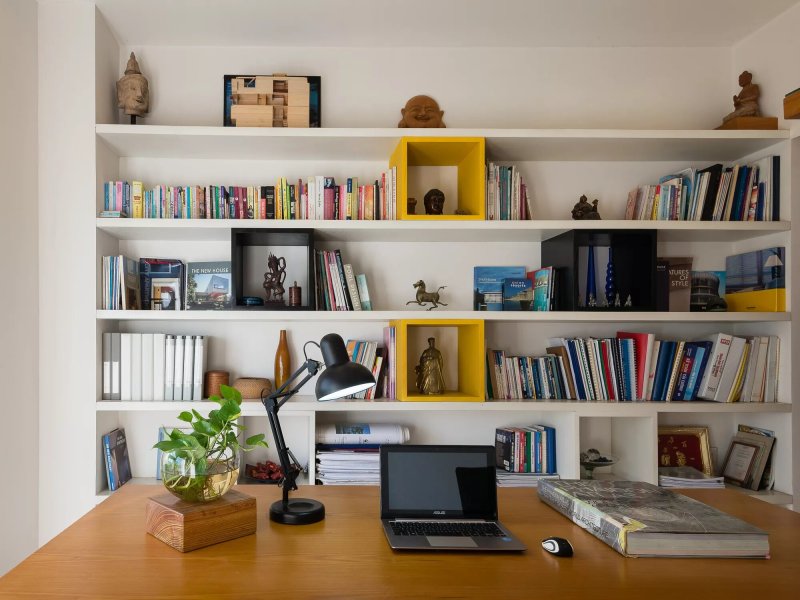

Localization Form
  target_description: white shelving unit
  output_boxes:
[81,1,796,514]
[93,123,795,507]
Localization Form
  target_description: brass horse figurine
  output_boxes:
[406,280,447,310]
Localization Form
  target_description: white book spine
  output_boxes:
[764,336,779,402]
[182,336,195,402]
[130,334,142,401]
[193,336,206,400]
[111,332,121,401]
[164,335,176,401]
[697,334,733,399]
[749,336,770,403]
[141,333,154,402]
[102,332,112,400]
[120,333,132,402]
[173,335,185,401]
[152,333,166,402]
[711,336,746,402]
[738,339,758,403]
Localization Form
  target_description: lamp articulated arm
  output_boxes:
[261,359,321,505]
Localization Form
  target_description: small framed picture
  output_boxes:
[721,440,759,486]
[657,426,713,476]
[151,277,182,310]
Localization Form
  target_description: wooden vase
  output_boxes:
[274,330,291,390]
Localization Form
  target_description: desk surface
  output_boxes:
[2,485,799,599]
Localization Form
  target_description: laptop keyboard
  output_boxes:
[390,521,505,537]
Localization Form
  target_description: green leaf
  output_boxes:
[245,433,267,447]
[191,409,205,421]
[192,419,216,437]
[177,411,193,423]
[220,384,242,405]
[153,440,186,451]
[218,398,241,422]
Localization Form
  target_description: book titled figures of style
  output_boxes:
[538,480,768,558]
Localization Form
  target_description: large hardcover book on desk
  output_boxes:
[538,480,769,558]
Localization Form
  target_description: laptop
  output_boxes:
[380,445,527,551]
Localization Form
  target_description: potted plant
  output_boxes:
[154,385,268,502]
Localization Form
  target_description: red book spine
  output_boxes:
[600,340,616,401]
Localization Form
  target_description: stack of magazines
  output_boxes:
[315,423,409,485]
[496,471,560,488]
[658,466,724,488]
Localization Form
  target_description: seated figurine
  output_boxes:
[571,195,602,220]
[722,71,761,123]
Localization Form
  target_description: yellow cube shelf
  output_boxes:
[390,137,486,220]
[391,319,485,402]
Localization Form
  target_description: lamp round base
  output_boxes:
[269,498,325,525]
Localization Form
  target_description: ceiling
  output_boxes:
[95,0,799,48]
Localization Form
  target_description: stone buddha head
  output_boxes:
[398,95,445,128]
[116,52,150,118]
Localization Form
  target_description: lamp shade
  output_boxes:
[315,333,376,401]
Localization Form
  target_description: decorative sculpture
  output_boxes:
[263,253,287,304]
[423,188,445,215]
[723,71,761,123]
[398,95,446,128]
[406,280,448,310]
[407,198,417,215]
[571,195,602,220]
[415,337,445,395]
[605,248,616,307]
[116,52,150,124]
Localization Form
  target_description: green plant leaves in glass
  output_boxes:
[154,384,269,502]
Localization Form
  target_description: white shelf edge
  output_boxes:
[96,399,793,415]
[95,124,791,141]
[95,309,791,323]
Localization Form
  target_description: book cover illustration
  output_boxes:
[474,266,525,311]
[529,267,553,311]
[121,256,140,310]
[690,271,727,312]
[103,427,132,492]
[186,261,232,309]
[538,479,767,557]
[725,247,785,311]
[502,278,533,310]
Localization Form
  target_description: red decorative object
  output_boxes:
[246,461,284,482]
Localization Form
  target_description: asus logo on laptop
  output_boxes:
[433,510,446,515]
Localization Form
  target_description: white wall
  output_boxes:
[0,0,39,575]
[123,45,732,130]
[733,3,800,136]
[733,2,800,502]
[38,0,98,545]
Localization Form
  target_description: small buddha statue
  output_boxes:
[116,52,150,124]
[423,188,445,215]
[398,95,446,128]
[415,337,445,395]
[722,71,761,123]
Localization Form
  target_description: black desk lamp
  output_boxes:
[261,333,375,524]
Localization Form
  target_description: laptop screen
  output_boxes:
[380,445,497,520]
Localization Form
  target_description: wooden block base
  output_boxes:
[784,90,800,119]
[716,116,779,130]
[145,489,256,552]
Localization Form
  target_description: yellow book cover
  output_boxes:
[725,247,785,312]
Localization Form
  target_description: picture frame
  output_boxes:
[657,426,713,476]
[150,277,182,310]
[721,439,760,486]
[729,431,775,490]
[223,74,321,128]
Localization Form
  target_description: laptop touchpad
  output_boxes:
[426,536,478,548]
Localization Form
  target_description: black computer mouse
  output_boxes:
[541,537,573,557]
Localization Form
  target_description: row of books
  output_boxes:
[101,171,398,221]
[485,163,531,220]
[495,425,557,474]
[487,349,575,400]
[344,340,387,400]
[102,256,188,311]
[101,333,207,402]
[473,266,556,311]
[549,332,779,402]
[314,250,372,311]
[314,424,409,486]
[625,157,779,222]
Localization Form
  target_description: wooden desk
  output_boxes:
[2,485,799,599]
